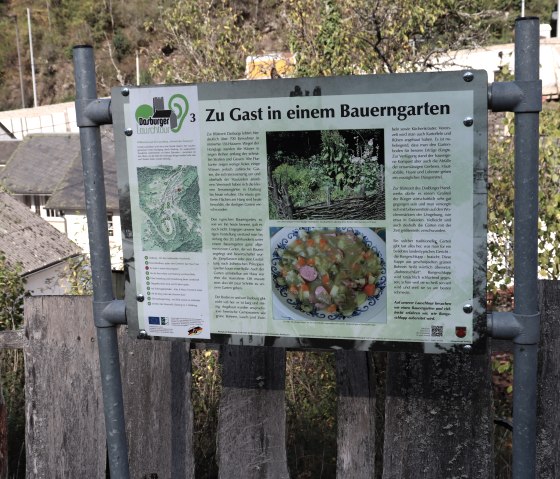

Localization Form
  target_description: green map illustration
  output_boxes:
[137,165,202,252]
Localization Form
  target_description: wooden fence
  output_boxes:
[268,176,386,221]
[0,281,558,478]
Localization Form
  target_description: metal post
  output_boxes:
[10,15,25,109]
[512,17,540,479]
[73,45,130,478]
[26,8,38,108]
[136,50,140,86]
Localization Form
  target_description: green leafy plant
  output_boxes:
[0,254,25,331]
[286,0,510,77]
[0,254,26,477]
[285,351,337,478]
[320,130,352,190]
[488,108,560,292]
[65,254,93,295]
[317,130,380,194]
[272,161,322,207]
[113,30,131,62]
[492,351,513,479]
[191,349,221,478]
[149,0,256,83]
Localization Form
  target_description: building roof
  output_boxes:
[0,192,81,275]
[0,140,20,167]
[0,132,119,211]
[0,121,16,140]
[0,134,79,194]
[46,129,119,211]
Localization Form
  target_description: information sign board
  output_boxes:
[112,71,488,351]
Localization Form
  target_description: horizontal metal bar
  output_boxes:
[488,80,542,112]
[487,311,540,345]
[101,300,127,326]
[85,98,112,125]
[76,98,112,127]
[487,311,521,340]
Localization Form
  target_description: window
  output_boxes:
[45,208,62,217]
[42,196,61,217]
[33,195,41,215]
[107,214,114,236]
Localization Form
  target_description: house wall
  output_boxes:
[65,212,123,269]
[244,37,560,99]
[0,102,78,140]
[24,262,73,296]
[430,37,560,98]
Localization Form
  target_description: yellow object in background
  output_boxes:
[245,53,296,80]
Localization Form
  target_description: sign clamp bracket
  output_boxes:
[488,79,542,113]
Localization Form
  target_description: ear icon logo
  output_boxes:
[134,94,190,134]
[168,94,189,133]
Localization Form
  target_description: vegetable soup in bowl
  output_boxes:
[271,227,386,322]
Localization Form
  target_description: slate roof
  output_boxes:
[0,140,20,167]
[0,132,119,211]
[0,121,16,140]
[0,192,81,275]
[0,134,79,194]
[46,131,119,211]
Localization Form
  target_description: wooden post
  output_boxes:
[382,348,494,478]
[217,345,289,478]
[24,296,107,477]
[536,280,560,477]
[335,350,376,478]
[118,332,195,478]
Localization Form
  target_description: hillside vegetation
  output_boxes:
[0,0,555,110]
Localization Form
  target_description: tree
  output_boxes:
[146,0,257,83]
[285,0,512,77]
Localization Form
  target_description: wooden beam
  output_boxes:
[217,345,289,478]
[335,350,376,478]
[536,280,560,476]
[382,347,494,478]
[0,330,25,350]
[118,332,195,478]
[24,296,106,477]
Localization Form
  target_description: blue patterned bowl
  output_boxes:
[271,227,387,323]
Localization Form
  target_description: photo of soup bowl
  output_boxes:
[271,227,387,323]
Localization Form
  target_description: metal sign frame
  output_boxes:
[73,16,541,479]
[111,71,488,354]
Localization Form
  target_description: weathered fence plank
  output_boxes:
[335,350,376,478]
[217,345,289,478]
[118,332,195,479]
[20,282,560,477]
[536,280,560,478]
[24,296,106,478]
[0,330,25,350]
[382,348,494,478]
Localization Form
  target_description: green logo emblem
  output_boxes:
[135,94,189,133]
